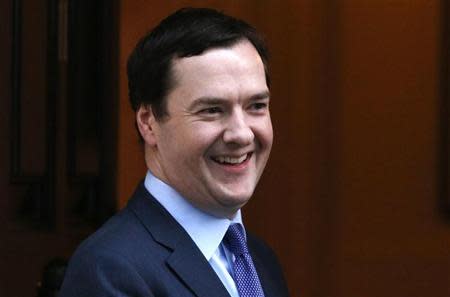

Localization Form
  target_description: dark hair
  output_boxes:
[127,7,270,120]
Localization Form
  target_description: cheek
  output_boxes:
[164,129,219,171]
[185,123,224,147]
[254,119,273,149]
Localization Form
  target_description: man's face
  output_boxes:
[143,40,273,218]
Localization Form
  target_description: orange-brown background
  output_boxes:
[1,1,449,297]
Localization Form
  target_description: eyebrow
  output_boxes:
[188,91,271,110]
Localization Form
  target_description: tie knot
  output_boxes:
[224,224,248,256]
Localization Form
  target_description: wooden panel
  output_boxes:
[18,0,48,176]
[9,0,59,229]
[336,0,450,296]
[0,1,119,296]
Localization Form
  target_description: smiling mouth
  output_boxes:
[211,153,252,165]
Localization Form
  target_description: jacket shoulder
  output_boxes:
[247,232,291,297]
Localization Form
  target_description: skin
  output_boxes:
[137,40,273,219]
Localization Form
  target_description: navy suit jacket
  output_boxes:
[59,182,290,297]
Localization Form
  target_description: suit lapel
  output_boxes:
[127,183,231,297]
[166,244,231,297]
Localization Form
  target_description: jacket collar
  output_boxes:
[127,182,232,297]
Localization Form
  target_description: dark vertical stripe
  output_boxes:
[439,0,450,219]
[10,0,22,178]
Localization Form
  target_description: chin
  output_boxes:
[219,189,254,207]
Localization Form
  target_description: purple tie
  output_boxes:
[224,224,265,297]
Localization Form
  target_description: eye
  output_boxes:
[199,106,223,115]
[249,102,268,111]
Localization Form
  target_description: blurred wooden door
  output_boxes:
[0,1,117,296]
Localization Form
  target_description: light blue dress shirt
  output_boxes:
[144,171,242,297]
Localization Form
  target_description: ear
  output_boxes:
[136,105,158,147]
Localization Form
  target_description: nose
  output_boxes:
[222,109,254,146]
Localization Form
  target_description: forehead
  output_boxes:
[168,40,267,101]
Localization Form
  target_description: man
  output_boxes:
[60,7,289,297]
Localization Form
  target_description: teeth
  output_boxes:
[214,154,248,164]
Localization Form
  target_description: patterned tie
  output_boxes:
[224,224,265,297]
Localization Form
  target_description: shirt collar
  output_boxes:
[144,170,244,260]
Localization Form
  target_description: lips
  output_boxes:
[211,153,251,165]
